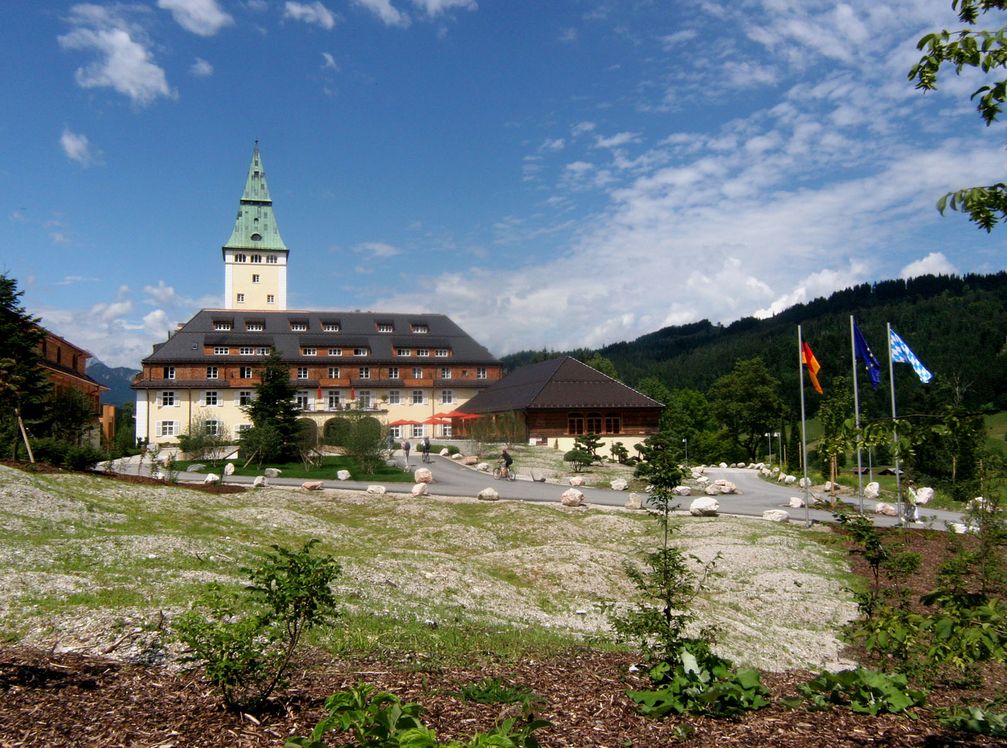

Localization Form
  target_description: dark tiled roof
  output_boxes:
[459,357,663,413]
[141,310,499,366]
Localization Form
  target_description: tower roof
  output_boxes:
[222,142,288,252]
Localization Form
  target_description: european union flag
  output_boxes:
[852,321,881,390]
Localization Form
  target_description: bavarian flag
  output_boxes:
[801,341,823,395]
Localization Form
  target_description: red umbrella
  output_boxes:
[422,415,451,425]
[388,419,420,426]
[442,409,480,420]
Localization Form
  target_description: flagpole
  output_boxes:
[798,324,810,525]
[886,322,903,525]
[850,316,864,513]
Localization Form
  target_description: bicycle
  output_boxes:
[493,461,516,481]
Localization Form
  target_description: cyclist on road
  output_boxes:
[500,448,514,479]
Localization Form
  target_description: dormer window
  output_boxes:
[376,322,394,333]
[246,321,264,331]
[250,254,262,263]
[302,347,317,356]
[435,348,449,357]
[328,348,342,356]
[250,233,262,241]
[397,348,411,357]
[322,321,340,332]
[234,253,246,263]
[290,320,308,332]
[411,323,429,334]
[213,320,232,331]
[353,347,370,357]
[417,348,429,357]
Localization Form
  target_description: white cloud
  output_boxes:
[351,0,408,27]
[661,29,698,48]
[540,137,565,152]
[900,252,958,279]
[60,127,98,166]
[354,241,401,258]
[594,131,640,149]
[571,121,596,137]
[558,27,577,43]
[410,0,476,16]
[55,275,100,286]
[190,57,214,77]
[321,51,338,69]
[157,0,233,36]
[285,1,338,29]
[59,5,175,105]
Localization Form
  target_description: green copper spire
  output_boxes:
[223,142,288,251]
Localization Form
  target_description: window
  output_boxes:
[412,390,424,405]
[205,391,218,406]
[159,421,176,436]
[303,347,317,356]
[161,391,175,407]
[239,346,253,355]
[397,348,411,357]
[411,323,428,333]
[236,423,252,433]
[358,367,370,380]
[234,253,246,263]
[327,390,341,409]
[605,413,622,434]
[267,294,275,304]
[240,366,253,379]
[252,274,260,283]
[388,390,400,404]
[412,425,424,438]
[328,366,340,378]
[213,321,232,331]
[353,347,369,357]
[358,390,372,408]
[377,322,394,333]
[435,349,449,357]
[328,348,342,356]
[206,366,218,379]
[295,391,311,410]
[250,254,262,263]
[290,321,308,332]
[388,367,399,379]
[390,425,402,439]
[442,424,453,438]
[568,412,584,435]
[322,321,340,332]
[477,367,487,380]
[246,322,264,331]
[412,367,423,379]
[266,255,278,264]
[440,367,451,379]
[239,390,253,406]
[205,420,220,436]
[441,390,454,404]
[297,367,309,379]
[256,347,269,355]
[214,346,229,355]
[163,366,175,380]
[586,412,603,434]
[417,348,429,357]
[237,293,245,303]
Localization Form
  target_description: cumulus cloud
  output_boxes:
[594,131,640,149]
[157,0,233,36]
[190,57,214,77]
[411,0,476,16]
[354,241,401,258]
[900,252,958,279]
[285,1,338,29]
[352,0,409,27]
[60,127,98,166]
[59,5,175,105]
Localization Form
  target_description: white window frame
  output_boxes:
[239,346,254,355]
[239,390,253,406]
[214,346,229,355]
[358,390,372,408]
[291,322,308,332]
[303,347,317,356]
[435,349,449,357]
[412,424,425,438]
[323,322,340,332]
[412,390,424,405]
[266,254,278,264]
[240,366,253,379]
[412,367,423,379]
[247,322,264,332]
[359,367,370,380]
[214,321,232,331]
[411,324,429,334]
[237,293,245,303]
[328,366,340,378]
[236,423,252,433]
[267,294,275,304]
[328,348,342,356]
[164,366,175,380]
[441,390,454,405]
[250,254,262,263]
[295,391,311,410]
[397,348,411,357]
[440,367,451,379]
[161,391,176,407]
[159,421,176,437]
[206,366,218,379]
[234,253,246,263]
[477,367,487,380]
[388,390,400,404]
[205,419,220,436]
[327,390,341,409]
[417,348,429,357]
[297,367,309,380]
[377,323,394,333]
[353,347,370,357]
[252,274,260,284]
[256,347,269,355]
[388,366,399,379]
[205,391,219,406]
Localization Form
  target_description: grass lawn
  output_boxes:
[189,455,414,482]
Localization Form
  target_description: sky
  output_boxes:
[2,0,1005,369]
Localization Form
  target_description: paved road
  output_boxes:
[109,455,965,529]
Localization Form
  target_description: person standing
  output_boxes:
[905,479,920,523]
[421,436,431,463]
[401,438,411,468]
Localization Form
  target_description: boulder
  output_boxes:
[336,469,351,481]
[625,493,644,510]
[561,488,585,507]
[532,471,546,482]
[783,475,797,485]
[187,463,206,472]
[713,479,737,494]
[478,487,499,501]
[704,484,722,496]
[823,480,834,491]
[789,496,806,508]
[223,462,236,476]
[798,477,812,488]
[153,470,166,481]
[302,480,324,490]
[476,462,491,472]
[610,478,628,491]
[691,467,705,476]
[968,496,992,513]
[451,453,464,460]
[696,476,710,485]
[771,466,780,475]
[264,467,282,478]
[759,467,771,477]
[916,487,935,505]
[763,509,790,523]
[950,522,978,535]
[689,497,720,516]
[672,486,692,496]
[439,448,450,456]
[777,472,787,483]
[753,462,764,470]
[874,502,898,517]
[411,483,428,497]
[204,473,220,485]
[568,475,585,487]
[719,462,728,468]
[414,467,433,484]
[252,475,267,488]
[864,481,881,500]
[463,455,479,465]
[366,485,386,495]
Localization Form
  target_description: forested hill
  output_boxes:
[502,272,1007,412]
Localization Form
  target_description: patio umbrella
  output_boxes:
[421,415,452,425]
[388,419,420,427]
[443,409,480,420]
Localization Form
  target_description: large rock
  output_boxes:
[561,488,585,507]
[864,481,881,500]
[788,496,806,508]
[414,467,433,484]
[452,453,464,460]
[411,483,428,497]
[223,462,236,476]
[625,493,644,510]
[713,479,737,494]
[968,496,992,513]
[610,478,628,491]
[203,473,220,485]
[366,485,386,495]
[476,462,491,472]
[763,509,790,523]
[252,475,267,488]
[302,480,323,491]
[439,448,450,456]
[783,475,797,485]
[874,502,898,517]
[264,467,282,478]
[704,484,722,496]
[916,487,935,505]
[689,497,720,516]
[695,476,710,485]
[719,462,728,468]
[568,476,585,487]
[798,477,812,488]
[337,469,351,481]
[672,486,692,496]
[463,455,479,465]
[187,463,206,472]
[477,487,499,501]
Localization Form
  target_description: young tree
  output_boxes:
[817,376,854,488]
[241,350,301,462]
[0,274,47,461]
[707,357,786,460]
[910,0,1007,230]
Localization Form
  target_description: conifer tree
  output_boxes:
[0,274,47,460]
[241,349,301,462]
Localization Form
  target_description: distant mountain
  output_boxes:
[88,360,139,407]
[502,272,1007,412]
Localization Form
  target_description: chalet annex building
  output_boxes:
[133,144,502,445]
[39,330,112,443]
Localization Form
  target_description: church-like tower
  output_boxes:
[222,143,289,310]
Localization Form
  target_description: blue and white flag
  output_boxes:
[889,329,933,384]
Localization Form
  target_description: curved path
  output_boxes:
[109,455,965,528]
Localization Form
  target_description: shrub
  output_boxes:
[794,669,926,715]
[563,448,593,472]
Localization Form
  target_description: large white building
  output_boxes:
[133,144,502,446]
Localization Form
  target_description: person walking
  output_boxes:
[421,436,431,463]
[402,438,411,468]
[905,479,920,523]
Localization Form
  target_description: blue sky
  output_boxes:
[2,0,1005,368]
